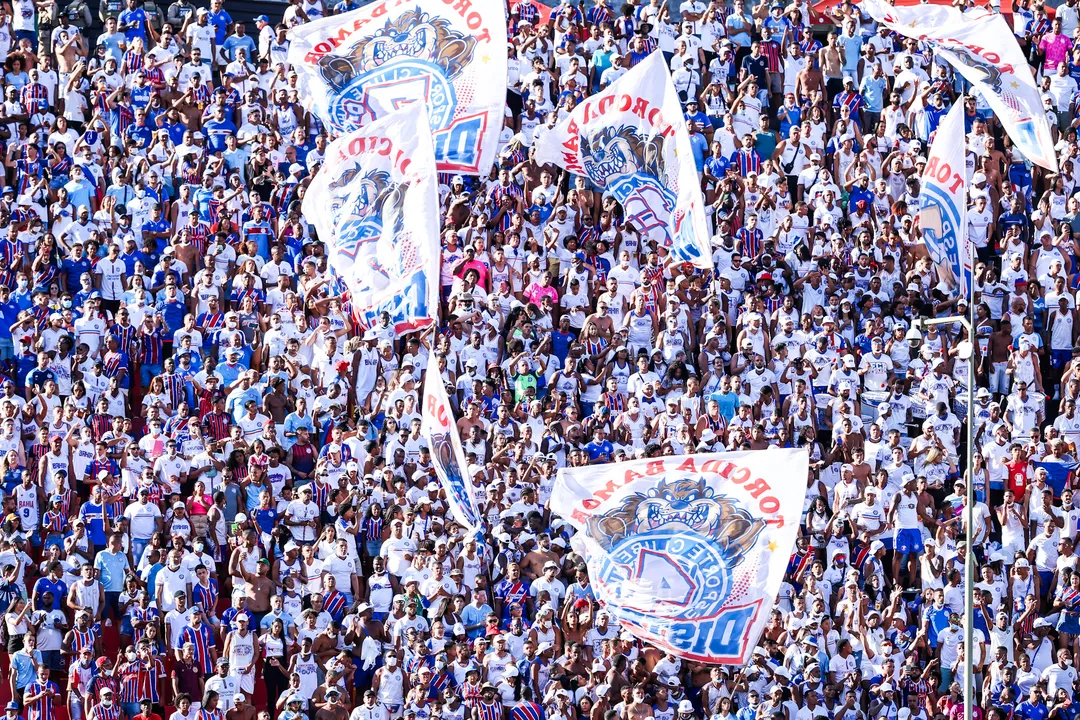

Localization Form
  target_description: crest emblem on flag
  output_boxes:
[301,106,440,334]
[551,450,807,664]
[317,7,475,133]
[327,168,408,270]
[589,477,765,617]
[534,52,713,269]
[288,0,505,174]
[579,125,687,252]
[919,97,970,293]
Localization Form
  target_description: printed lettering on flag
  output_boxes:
[861,0,1057,171]
[302,106,439,334]
[551,450,808,664]
[422,354,484,533]
[286,0,506,174]
[534,51,713,269]
[918,98,971,295]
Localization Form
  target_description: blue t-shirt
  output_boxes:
[156,298,186,334]
[94,550,130,592]
[62,257,92,290]
[80,501,115,545]
[207,8,232,44]
[203,117,237,154]
[125,122,153,150]
[118,7,148,42]
[222,34,257,62]
[1016,701,1050,720]
[585,439,613,461]
[32,576,67,609]
[253,507,278,535]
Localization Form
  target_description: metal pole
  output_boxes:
[964,303,975,720]
[962,118,975,720]
[918,306,976,716]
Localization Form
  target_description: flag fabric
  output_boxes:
[1032,461,1078,498]
[534,51,713,269]
[301,106,440,334]
[286,0,506,175]
[918,97,971,295]
[860,0,1057,172]
[550,450,808,663]
[421,356,484,534]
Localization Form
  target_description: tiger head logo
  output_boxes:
[586,478,766,566]
[329,168,409,266]
[318,7,478,92]
[580,125,667,190]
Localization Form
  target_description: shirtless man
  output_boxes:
[817,32,844,116]
[226,694,258,720]
[583,292,617,340]
[244,559,275,620]
[987,319,1014,396]
[314,687,349,720]
[520,534,560,579]
[626,685,654,720]
[978,154,1004,209]
[456,401,486,437]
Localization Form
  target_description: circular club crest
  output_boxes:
[328,59,457,134]
[594,529,733,622]
[918,184,961,272]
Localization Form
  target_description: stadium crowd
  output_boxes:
[0,0,1079,720]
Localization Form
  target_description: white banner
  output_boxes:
[534,51,713,269]
[422,356,484,534]
[860,0,1057,171]
[302,106,440,334]
[287,0,507,175]
[551,450,808,664]
[919,98,972,295]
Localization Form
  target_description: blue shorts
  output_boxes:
[1059,610,1080,634]
[896,528,924,555]
[1053,349,1072,369]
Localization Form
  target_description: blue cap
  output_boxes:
[255,14,269,22]
[2,187,13,195]
[88,291,101,299]
[574,251,585,261]
[7,703,19,711]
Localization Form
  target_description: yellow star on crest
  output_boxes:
[1009,80,1020,89]
[767,540,779,552]
[481,54,491,64]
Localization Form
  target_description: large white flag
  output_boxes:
[287,0,507,175]
[422,356,484,534]
[302,106,440,333]
[551,450,808,664]
[860,0,1056,172]
[919,98,972,295]
[534,51,713,269]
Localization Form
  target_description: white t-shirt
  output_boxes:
[285,499,319,543]
[156,564,191,612]
[123,501,162,539]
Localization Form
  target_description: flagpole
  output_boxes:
[964,236,975,720]
[962,116,975,720]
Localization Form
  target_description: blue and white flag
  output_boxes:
[862,0,1057,172]
[551,450,808,664]
[534,51,713,270]
[1032,461,1078,499]
[422,355,484,534]
[302,106,440,334]
[286,0,506,175]
[919,98,972,296]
